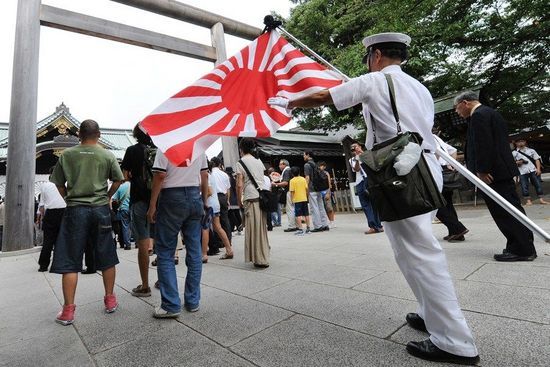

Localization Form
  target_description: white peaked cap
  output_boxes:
[362,32,411,49]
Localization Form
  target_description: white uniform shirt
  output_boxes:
[513,147,540,175]
[433,135,457,166]
[348,156,367,186]
[330,65,437,152]
[39,181,67,209]
[211,167,231,194]
[264,175,272,192]
[152,151,208,188]
[206,173,221,213]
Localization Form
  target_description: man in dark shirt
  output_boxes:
[303,151,329,232]
[121,124,156,297]
[455,91,536,261]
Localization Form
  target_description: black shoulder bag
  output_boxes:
[239,159,271,212]
[358,74,445,221]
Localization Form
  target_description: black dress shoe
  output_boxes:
[321,226,330,231]
[310,228,324,233]
[406,313,427,332]
[253,263,269,268]
[494,252,537,262]
[284,228,298,232]
[406,339,480,365]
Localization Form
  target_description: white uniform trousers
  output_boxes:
[309,191,329,229]
[286,191,296,229]
[384,154,478,357]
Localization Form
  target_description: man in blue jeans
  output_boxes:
[147,151,209,318]
[513,139,548,206]
[349,142,383,234]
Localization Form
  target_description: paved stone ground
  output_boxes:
[1,204,550,367]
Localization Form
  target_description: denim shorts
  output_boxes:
[294,201,309,217]
[50,205,119,273]
[131,200,155,241]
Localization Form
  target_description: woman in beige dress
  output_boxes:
[235,138,270,268]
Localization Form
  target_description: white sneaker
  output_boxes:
[153,306,180,319]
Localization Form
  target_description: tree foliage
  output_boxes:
[283,0,549,134]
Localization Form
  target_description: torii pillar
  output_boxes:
[3,0,41,252]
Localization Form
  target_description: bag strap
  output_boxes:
[516,150,537,166]
[370,73,401,144]
[238,159,262,193]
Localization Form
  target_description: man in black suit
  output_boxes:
[454,91,536,261]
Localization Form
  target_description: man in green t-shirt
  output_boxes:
[50,119,124,326]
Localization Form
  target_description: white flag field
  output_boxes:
[139,30,343,166]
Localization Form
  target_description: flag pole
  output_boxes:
[263,16,350,81]
[436,146,550,243]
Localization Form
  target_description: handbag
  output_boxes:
[358,74,445,222]
[442,168,463,191]
[238,159,271,212]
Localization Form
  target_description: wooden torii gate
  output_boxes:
[4,0,262,252]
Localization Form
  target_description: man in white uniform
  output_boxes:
[269,33,479,365]
[512,139,547,205]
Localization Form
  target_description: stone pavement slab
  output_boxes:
[0,326,94,367]
[250,279,415,338]
[455,279,550,324]
[93,322,254,367]
[176,285,294,347]
[231,314,446,367]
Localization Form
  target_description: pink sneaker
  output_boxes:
[56,304,76,325]
[104,294,118,313]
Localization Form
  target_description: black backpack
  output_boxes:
[142,146,157,191]
[307,161,329,192]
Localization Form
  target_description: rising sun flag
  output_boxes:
[140,30,343,166]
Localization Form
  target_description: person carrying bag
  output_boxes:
[359,74,445,221]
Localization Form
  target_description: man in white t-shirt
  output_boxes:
[38,168,67,272]
[512,139,547,205]
[147,151,209,318]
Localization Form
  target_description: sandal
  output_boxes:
[219,253,234,260]
[364,228,377,235]
[202,257,208,264]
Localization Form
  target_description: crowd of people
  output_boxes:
[26,30,548,366]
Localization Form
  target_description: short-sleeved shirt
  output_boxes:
[329,65,437,153]
[289,176,308,203]
[152,150,208,188]
[303,159,316,192]
[236,154,266,201]
[112,181,131,211]
[513,147,540,175]
[211,167,231,194]
[39,181,67,209]
[121,143,150,204]
[349,156,367,186]
[50,144,124,207]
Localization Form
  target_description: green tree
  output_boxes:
[283,0,549,134]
